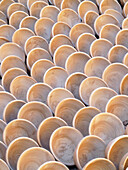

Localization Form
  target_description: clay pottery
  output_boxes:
[0,11,7,23]
[30,1,48,18]
[9,11,28,29]
[57,8,80,28]
[24,35,49,55]
[123,2,128,17]
[65,52,91,74]
[0,19,6,26]
[38,161,69,170]
[123,52,128,66]
[49,34,73,56]
[37,117,67,150]
[47,88,74,113]
[105,135,128,169]
[89,87,117,112]
[0,24,16,41]
[120,74,128,95]
[31,59,55,82]
[10,75,36,101]
[79,76,108,105]
[78,1,98,20]
[94,14,119,35]
[27,48,52,70]
[65,72,87,100]
[19,16,37,32]
[0,91,16,119]
[74,135,105,169]
[84,57,110,78]
[0,159,9,170]
[50,126,83,165]
[119,152,128,170]
[105,95,128,126]
[90,38,113,58]
[43,66,68,88]
[6,137,39,170]
[0,37,9,46]
[0,119,6,141]
[73,106,101,136]
[0,42,25,62]
[61,0,80,12]
[99,24,120,45]
[69,23,94,45]
[1,55,27,76]
[52,22,71,37]
[3,100,25,123]
[76,33,96,55]
[12,28,35,49]
[0,0,14,16]
[53,45,76,68]
[40,5,60,22]
[108,45,128,63]
[3,119,37,146]
[53,0,62,9]
[122,17,128,29]
[18,101,52,128]
[116,29,128,48]
[102,63,128,93]
[27,0,48,9]
[7,2,28,18]
[27,83,52,104]
[83,158,116,170]
[2,68,27,92]
[17,147,54,170]
[0,141,7,161]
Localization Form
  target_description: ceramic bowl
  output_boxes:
[79,76,108,105]
[102,63,128,93]
[37,117,67,150]
[27,0,48,9]
[120,74,128,95]
[0,141,7,161]
[0,119,6,142]
[115,29,128,48]
[62,0,80,12]
[0,159,9,170]
[0,0,14,16]
[3,100,25,123]
[18,101,53,128]
[122,17,128,29]
[0,37,9,46]
[119,152,128,170]
[50,126,83,166]
[0,11,7,23]
[27,83,52,104]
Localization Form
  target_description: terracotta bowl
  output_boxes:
[0,37,9,46]
[27,48,52,70]
[30,1,48,18]
[79,76,108,105]
[19,16,37,32]
[35,18,54,42]
[69,23,94,45]
[83,158,116,170]
[53,0,62,9]
[0,159,9,170]
[27,0,48,9]
[2,68,27,92]
[55,98,84,126]
[26,83,52,104]
[49,34,73,56]
[0,19,6,26]
[123,1,128,17]
[0,24,16,41]
[0,119,6,142]
[12,28,35,49]
[84,57,110,78]
[38,161,69,170]
[57,8,80,28]
[37,117,67,150]
[52,21,71,37]
[120,74,128,95]
[6,137,39,170]
[90,38,113,58]
[122,17,128,29]
[1,55,27,76]
[10,75,36,101]
[3,119,37,146]
[65,72,87,100]
[24,35,49,55]
[115,29,128,49]
[3,100,25,123]
[123,52,128,66]
[108,45,128,63]
[40,5,60,22]
[17,147,54,170]
[61,0,80,12]
[50,126,83,166]
[0,141,7,161]
[65,52,91,74]
[18,0,27,7]
[0,42,25,62]
[105,135,128,169]
[94,14,119,35]
[0,0,14,16]
[76,33,96,55]
[0,91,16,120]
[0,11,7,23]
[47,87,74,113]
[78,1,98,20]
[74,135,105,169]
[102,63,128,93]
[18,101,53,128]
[119,152,128,170]
[73,106,101,136]
[43,66,68,88]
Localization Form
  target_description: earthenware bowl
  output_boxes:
[115,29,128,48]
[0,159,9,170]
[0,141,7,161]
[0,0,14,16]
[27,0,48,9]
[61,0,80,12]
